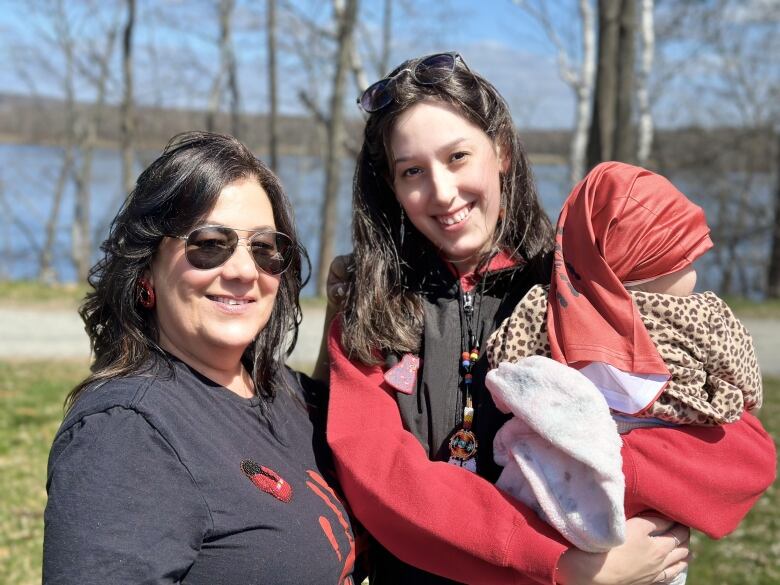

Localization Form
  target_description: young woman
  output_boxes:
[44,132,355,585]
[323,52,775,584]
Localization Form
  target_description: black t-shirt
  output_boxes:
[43,357,354,585]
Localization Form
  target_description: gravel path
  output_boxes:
[1,306,777,376]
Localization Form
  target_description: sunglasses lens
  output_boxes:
[250,231,293,275]
[185,226,236,269]
[415,53,456,84]
[360,78,393,113]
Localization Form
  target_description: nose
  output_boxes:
[428,164,458,207]
[220,239,260,282]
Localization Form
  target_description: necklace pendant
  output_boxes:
[448,405,478,472]
[448,427,478,471]
[463,291,474,314]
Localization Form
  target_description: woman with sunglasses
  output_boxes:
[323,52,775,584]
[43,132,355,585]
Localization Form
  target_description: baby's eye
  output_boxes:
[451,151,469,163]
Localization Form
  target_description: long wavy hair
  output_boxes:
[342,53,554,364]
[67,131,306,410]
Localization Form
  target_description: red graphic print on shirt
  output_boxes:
[306,470,355,585]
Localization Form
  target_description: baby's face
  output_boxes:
[626,265,697,296]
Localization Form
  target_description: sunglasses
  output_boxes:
[357,52,467,113]
[169,225,294,275]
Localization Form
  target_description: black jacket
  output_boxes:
[372,256,548,585]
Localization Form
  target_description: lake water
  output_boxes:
[0,143,772,296]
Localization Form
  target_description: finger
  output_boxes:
[656,524,690,555]
[626,514,676,536]
[654,559,689,583]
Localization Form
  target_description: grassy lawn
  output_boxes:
[1,361,777,584]
[0,361,87,585]
[3,279,780,319]
[0,280,331,309]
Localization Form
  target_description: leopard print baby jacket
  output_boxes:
[486,285,762,425]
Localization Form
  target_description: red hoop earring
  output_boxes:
[137,278,156,309]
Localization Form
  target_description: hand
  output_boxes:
[555,516,690,585]
[326,253,353,311]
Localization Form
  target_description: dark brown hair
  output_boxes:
[68,131,306,410]
[342,54,554,364]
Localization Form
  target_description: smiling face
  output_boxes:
[149,177,281,368]
[389,100,506,275]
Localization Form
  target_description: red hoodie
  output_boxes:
[327,319,776,585]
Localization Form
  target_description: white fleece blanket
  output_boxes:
[485,356,626,552]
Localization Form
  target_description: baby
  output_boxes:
[485,162,762,581]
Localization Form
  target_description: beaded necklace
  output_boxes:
[447,281,485,473]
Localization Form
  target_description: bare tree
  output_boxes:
[513,0,596,185]
[317,0,359,296]
[38,0,78,283]
[72,9,121,281]
[586,0,637,169]
[636,0,654,166]
[267,0,280,170]
[379,0,393,75]
[207,0,240,136]
[653,0,778,296]
[768,130,780,297]
[120,0,136,198]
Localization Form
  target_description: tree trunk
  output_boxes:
[586,0,637,170]
[765,130,780,297]
[316,0,358,296]
[221,0,240,138]
[71,15,119,282]
[39,0,77,283]
[379,0,392,75]
[120,0,136,199]
[614,0,636,163]
[570,0,596,184]
[636,0,654,166]
[267,0,279,170]
[72,124,95,282]
[40,146,73,283]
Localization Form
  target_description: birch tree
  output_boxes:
[513,0,596,185]
[636,0,654,166]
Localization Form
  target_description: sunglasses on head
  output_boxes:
[169,225,294,275]
[357,51,467,113]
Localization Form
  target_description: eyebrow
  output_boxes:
[393,137,469,167]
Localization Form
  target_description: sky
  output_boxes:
[0,0,579,128]
[0,0,777,129]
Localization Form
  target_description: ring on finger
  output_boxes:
[672,534,681,548]
[660,569,668,583]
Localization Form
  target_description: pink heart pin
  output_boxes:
[383,354,420,395]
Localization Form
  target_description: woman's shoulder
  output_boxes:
[59,362,178,435]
